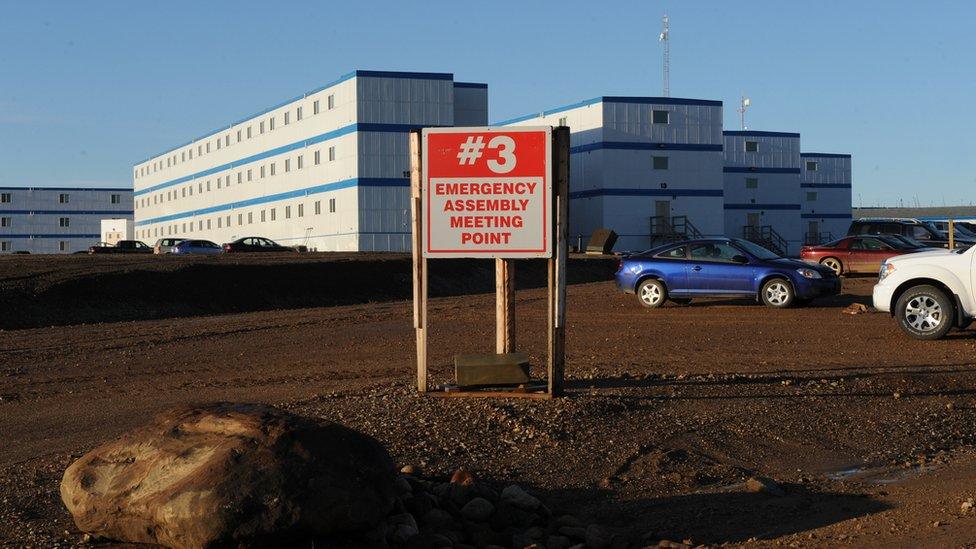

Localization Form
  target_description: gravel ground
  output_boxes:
[4,271,976,547]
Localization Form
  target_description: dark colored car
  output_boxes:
[931,221,976,242]
[615,238,840,308]
[222,237,293,253]
[847,218,973,249]
[799,236,934,276]
[88,240,153,254]
[172,239,223,255]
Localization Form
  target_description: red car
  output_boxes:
[800,236,931,276]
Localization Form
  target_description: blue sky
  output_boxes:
[1,0,974,206]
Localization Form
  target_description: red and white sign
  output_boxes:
[422,127,552,258]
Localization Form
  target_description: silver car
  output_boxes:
[153,238,186,254]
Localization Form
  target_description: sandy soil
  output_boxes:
[3,268,976,547]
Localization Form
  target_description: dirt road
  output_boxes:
[3,274,976,547]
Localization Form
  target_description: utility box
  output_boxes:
[101,218,133,246]
[454,353,531,388]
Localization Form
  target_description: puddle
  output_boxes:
[824,463,937,485]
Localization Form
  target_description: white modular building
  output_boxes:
[133,70,488,252]
[0,187,133,254]
[799,153,853,243]
[722,131,803,256]
[100,218,134,245]
[499,96,725,252]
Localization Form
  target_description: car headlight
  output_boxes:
[879,262,895,281]
[796,268,822,279]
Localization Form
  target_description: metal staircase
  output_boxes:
[743,225,789,256]
[649,215,703,247]
[803,231,834,246]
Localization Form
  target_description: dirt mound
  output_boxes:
[0,253,617,329]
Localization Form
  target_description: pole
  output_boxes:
[949,219,955,250]
[548,126,570,397]
[410,130,428,393]
[496,258,515,353]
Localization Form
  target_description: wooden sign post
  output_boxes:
[410,126,569,398]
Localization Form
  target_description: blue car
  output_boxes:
[171,239,223,255]
[615,238,840,308]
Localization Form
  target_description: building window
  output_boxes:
[745,177,758,189]
[285,159,291,172]
[247,126,253,138]
[217,139,221,150]
[745,141,758,152]
[59,193,69,204]
[238,213,243,225]
[329,198,336,213]
[218,217,223,228]
[327,94,335,110]
[269,117,275,131]
[558,116,567,127]
[284,112,290,125]
[328,146,335,161]
[248,212,253,224]
[0,241,9,251]
[247,169,253,181]
[652,156,669,170]
[225,135,230,146]
[270,163,276,176]
[261,210,266,222]
[237,172,242,184]
[206,142,211,153]
[806,161,818,171]
[652,110,670,124]
[285,205,291,219]
[297,155,303,169]
[59,241,68,252]
[271,208,276,221]
[315,201,321,215]
[198,220,203,231]
[189,149,194,159]
[296,106,303,121]
[313,100,320,114]
[314,150,321,165]
[260,121,265,134]
[298,203,304,217]
[0,193,9,203]
[111,194,121,204]
[237,130,242,142]
[806,191,818,202]
[59,217,70,227]
[207,219,212,230]
[260,166,266,178]
[0,217,10,227]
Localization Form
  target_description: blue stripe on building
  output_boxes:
[1,233,100,239]
[570,142,722,154]
[134,123,420,197]
[801,184,852,188]
[453,82,488,89]
[494,96,722,126]
[801,213,853,219]
[0,210,134,215]
[800,153,851,158]
[0,187,131,192]
[135,177,407,226]
[723,167,801,174]
[723,130,800,138]
[724,203,802,210]
[569,188,724,199]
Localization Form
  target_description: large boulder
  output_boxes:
[60,403,396,547]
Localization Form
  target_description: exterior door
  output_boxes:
[808,221,819,244]
[654,200,671,234]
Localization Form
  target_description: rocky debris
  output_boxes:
[962,498,974,513]
[746,476,786,497]
[843,303,870,315]
[60,403,396,547]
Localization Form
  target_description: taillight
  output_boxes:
[223,244,232,251]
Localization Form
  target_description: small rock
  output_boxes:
[501,485,542,510]
[422,508,455,530]
[962,498,974,513]
[451,468,476,486]
[843,303,869,315]
[401,464,421,475]
[395,475,414,495]
[746,476,785,497]
[460,497,495,523]
[893,392,902,399]
[585,524,610,549]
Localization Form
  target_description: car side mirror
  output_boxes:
[732,255,749,264]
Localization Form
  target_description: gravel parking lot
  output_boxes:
[3,257,976,547]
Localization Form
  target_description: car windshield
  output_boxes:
[877,235,913,249]
[732,239,780,260]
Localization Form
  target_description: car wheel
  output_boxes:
[637,279,667,308]
[895,285,954,340]
[820,257,843,276]
[761,278,795,308]
[670,298,692,306]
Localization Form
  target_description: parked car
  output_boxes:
[88,240,153,254]
[848,218,973,249]
[799,236,935,276]
[616,238,840,309]
[171,239,223,255]
[873,245,976,339]
[153,237,186,254]
[930,221,976,242]
[221,237,293,253]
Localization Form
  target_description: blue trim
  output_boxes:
[801,153,851,158]
[724,203,801,210]
[453,82,488,89]
[494,95,721,126]
[134,123,419,197]
[0,233,100,239]
[569,188,724,199]
[723,130,800,138]
[723,167,801,174]
[801,183,852,188]
[0,210,133,215]
[135,177,407,226]
[571,141,722,154]
[801,213,852,219]
[0,187,131,192]
[136,70,454,164]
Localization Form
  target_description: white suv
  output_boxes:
[873,245,975,339]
